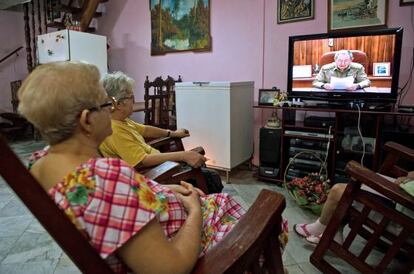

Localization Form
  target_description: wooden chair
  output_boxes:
[319,50,368,74]
[0,136,286,274]
[144,75,182,130]
[311,141,414,273]
[141,135,209,194]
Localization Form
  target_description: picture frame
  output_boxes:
[259,89,278,106]
[328,0,388,32]
[277,0,314,24]
[150,0,211,55]
[400,0,414,5]
[373,62,391,77]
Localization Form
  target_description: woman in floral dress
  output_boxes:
[19,61,288,274]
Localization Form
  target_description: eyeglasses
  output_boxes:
[88,97,116,112]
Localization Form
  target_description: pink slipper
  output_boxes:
[305,234,321,244]
[293,223,312,238]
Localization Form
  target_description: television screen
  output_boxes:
[287,28,403,103]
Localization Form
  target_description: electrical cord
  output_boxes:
[321,126,332,174]
[356,104,366,167]
[283,151,328,185]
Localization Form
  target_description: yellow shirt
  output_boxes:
[99,118,160,167]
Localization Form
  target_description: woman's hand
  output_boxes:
[166,183,206,197]
[183,151,207,168]
[172,128,190,138]
[395,171,414,185]
[175,181,201,214]
[180,181,205,196]
[165,184,191,195]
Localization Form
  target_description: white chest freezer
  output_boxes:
[37,29,107,76]
[175,81,254,171]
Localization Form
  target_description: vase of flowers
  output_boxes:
[285,173,330,215]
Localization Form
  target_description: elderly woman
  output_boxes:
[99,71,223,194]
[99,71,206,169]
[18,61,253,274]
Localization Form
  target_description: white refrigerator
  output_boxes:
[37,29,107,76]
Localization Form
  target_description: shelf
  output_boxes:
[337,149,374,156]
[284,121,335,132]
[254,105,414,116]
[284,134,335,142]
[255,174,284,185]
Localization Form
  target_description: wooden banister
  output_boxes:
[0,47,23,65]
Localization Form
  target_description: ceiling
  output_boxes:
[0,0,30,10]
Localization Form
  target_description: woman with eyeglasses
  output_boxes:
[18,61,288,274]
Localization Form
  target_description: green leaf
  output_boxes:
[67,185,89,205]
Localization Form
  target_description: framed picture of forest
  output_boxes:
[277,0,314,24]
[150,0,211,55]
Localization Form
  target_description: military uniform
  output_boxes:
[313,62,370,89]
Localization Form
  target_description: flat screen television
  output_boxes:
[287,28,403,104]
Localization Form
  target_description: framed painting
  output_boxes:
[150,0,211,55]
[328,0,388,32]
[277,0,314,24]
[400,0,414,5]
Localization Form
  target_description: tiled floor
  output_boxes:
[0,139,407,273]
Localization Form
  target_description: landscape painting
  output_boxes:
[150,0,211,55]
[329,0,388,31]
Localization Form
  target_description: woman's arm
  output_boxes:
[143,125,190,139]
[140,151,206,168]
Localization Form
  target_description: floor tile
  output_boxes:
[53,255,80,274]
[0,260,58,274]
[0,215,32,238]
[2,229,62,264]
[0,198,31,217]
[0,236,19,263]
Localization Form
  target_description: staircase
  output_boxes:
[0,0,108,140]
[21,0,108,72]
[46,0,106,33]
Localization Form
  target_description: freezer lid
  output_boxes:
[37,30,70,64]
[176,81,254,89]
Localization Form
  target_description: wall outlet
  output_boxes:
[328,38,334,47]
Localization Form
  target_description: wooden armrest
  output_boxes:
[383,142,414,162]
[346,161,414,211]
[142,161,181,182]
[146,136,186,149]
[192,189,286,274]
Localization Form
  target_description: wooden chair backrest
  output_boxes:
[0,137,114,274]
[144,75,182,130]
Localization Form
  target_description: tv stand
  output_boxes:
[253,105,414,184]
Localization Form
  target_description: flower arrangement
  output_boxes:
[285,173,330,215]
[273,90,288,106]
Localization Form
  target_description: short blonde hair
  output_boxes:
[18,61,106,144]
[101,71,134,100]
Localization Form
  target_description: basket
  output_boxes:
[284,151,331,215]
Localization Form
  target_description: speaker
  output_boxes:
[259,127,281,167]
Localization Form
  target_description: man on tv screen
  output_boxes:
[312,50,370,91]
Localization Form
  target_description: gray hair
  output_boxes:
[335,50,353,60]
[101,71,135,101]
[18,61,106,145]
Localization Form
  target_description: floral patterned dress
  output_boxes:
[29,150,288,274]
